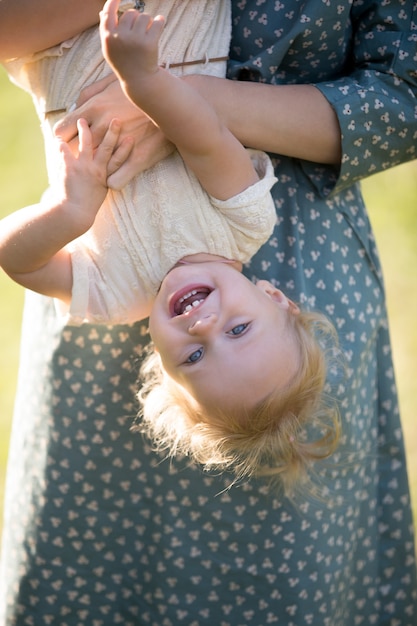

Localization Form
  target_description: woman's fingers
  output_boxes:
[93,118,122,167]
[107,136,134,178]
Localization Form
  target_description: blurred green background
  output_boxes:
[0,67,416,543]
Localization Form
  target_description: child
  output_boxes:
[0,0,340,493]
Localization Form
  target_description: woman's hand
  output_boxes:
[54,75,175,189]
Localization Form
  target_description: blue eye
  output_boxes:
[228,323,249,336]
[186,348,204,364]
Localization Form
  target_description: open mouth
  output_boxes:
[171,286,212,316]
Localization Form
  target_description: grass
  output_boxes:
[0,69,48,514]
[362,161,417,520]
[0,67,416,541]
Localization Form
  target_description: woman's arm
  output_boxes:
[0,0,103,60]
[55,76,341,190]
[55,0,417,189]
[184,77,342,166]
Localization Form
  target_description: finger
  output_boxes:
[76,118,94,158]
[55,110,110,150]
[60,135,80,158]
[56,136,71,160]
[56,137,77,179]
[118,11,152,37]
[139,14,165,47]
[107,136,134,178]
[100,0,120,33]
[76,74,117,108]
[95,118,122,166]
[153,14,166,32]
[107,159,139,190]
[53,114,79,143]
[107,139,175,190]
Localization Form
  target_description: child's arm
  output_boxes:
[0,119,126,302]
[100,0,259,201]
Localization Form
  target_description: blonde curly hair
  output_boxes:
[136,309,341,497]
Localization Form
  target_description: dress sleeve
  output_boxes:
[315,0,417,192]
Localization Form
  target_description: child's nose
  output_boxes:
[188,313,218,335]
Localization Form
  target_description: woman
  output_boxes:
[0,1,416,624]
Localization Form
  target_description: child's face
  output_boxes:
[149,262,300,412]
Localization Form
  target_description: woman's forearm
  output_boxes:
[0,0,103,60]
[55,74,341,191]
[185,76,342,165]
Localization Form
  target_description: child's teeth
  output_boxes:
[179,289,197,304]
[183,299,203,313]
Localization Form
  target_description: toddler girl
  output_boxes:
[0,0,340,493]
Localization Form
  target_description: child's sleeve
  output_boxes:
[209,149,277,263]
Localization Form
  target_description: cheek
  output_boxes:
[148,317,157,341]
[149,320,178,361]
[148,304,165,338]
[158,352,181,384]
[148,317,165,349]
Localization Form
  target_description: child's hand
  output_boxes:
[0,117,127,301]
[54,117,129,230]
[100,0,165,82]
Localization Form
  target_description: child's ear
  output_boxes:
[257,280,300,315]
